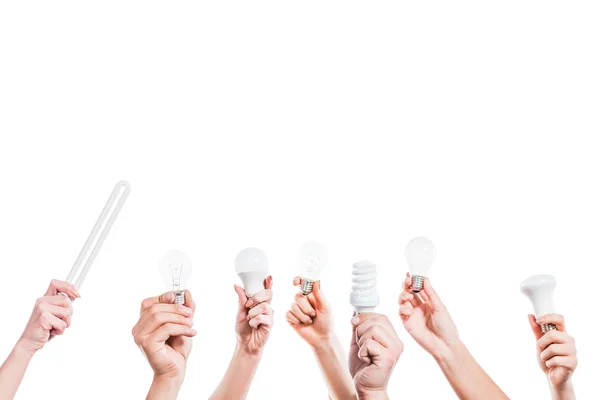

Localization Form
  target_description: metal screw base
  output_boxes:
[411,275,425,292]
[174,291,185,305]
[301,280,314,295]
[541,323,557,334]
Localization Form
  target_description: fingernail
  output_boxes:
[351,316,360,325]
[191,329,197,335]
[537,317,545,324]
[311,312,317,317]
[246,300,254,308]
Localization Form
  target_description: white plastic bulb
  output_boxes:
[235,247,269,297]
[159,250,192,304]
[520,274,557,334]
[297,242,328,295]
[350,261,379,314]
[405,236,436,293]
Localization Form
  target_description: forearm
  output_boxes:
[312,336,357,400]
[550,379,576,400]
[210,343,262,400]
[356,388,389,400]
[435,341,509,400]
[146,375,183,400]
[0,341,36,400]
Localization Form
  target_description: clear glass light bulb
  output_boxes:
[297,242,328,295]
[159,250,192,305]
[405,236,436,293]
[350,260,379,314]
[520,274,557,334]
[235,247,269,297]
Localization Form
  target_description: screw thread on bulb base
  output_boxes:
[301,280,314,295]
[173,291,185,305]
[411,275,425,292]
[541,323,557,334]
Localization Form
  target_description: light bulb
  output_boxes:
[350,260,379,314]
[297,242,328,295]
[405,236,436,293]
[235,247,269,297]
[520,274,557,334]
[159,250,192,305]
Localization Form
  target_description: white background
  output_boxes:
[1,1,598,399]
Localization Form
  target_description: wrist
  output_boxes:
[550,378,575,399]
[356,387,389,400]
[14,338,39,359]
[433,340,467,365]
[236,341,264,359]
[311,335,337,353]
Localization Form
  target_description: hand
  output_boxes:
[286,278,333,348]
[398,273,459,359]
[234,276,274,355]
[350,313,403,399]
[132,290,196,382]
[18,280,79,353]
[528,314,577,391]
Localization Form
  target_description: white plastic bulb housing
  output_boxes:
[350,261,379,314]
[405,236,436,292]
[235,247,269,297]
[520,274,557,333]
[297,242,328,295]
[159,250,192,304]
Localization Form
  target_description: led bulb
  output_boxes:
[235,247,269,297]
[350,261,379,314]
[297,242,328,295]
[405,236,436,293]
[159,251,192,305]
[520,274,557,334]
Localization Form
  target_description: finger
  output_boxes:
[528,314,544,341]
[38,294,72,308]
[39,303,72,326]
[146,323,197,343]
[355,316,396,341]
[545,355,577,370]
[540,344,573,362]
[234,284,249,311]
[141,292,176,313]
[536,314,566,332]
[422,279,444,311]
[357,324,396,349]
[184,290,196,312]
[537,330,570,351]
[286,310,301,325]
[351,312,373,327]
[291,303,313,324]
[311,280,328,310]
[46,280,80,299]
[135,312,194,336]
[43,314,68,335]
[294,293,316,317]
[293,276,302,286]
[246,289,273,308]
[398,290,419,309]
[358,338,385,364]
[249,313,273,329]
[247,302,273,319]
[404,274,411,291]
[264,275,273,290]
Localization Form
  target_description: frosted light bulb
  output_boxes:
[235,247,269,297]
[297,242,328,295]
[350,261,379,314]
[405,236,436,293]
[159,251,192,305]
[520,274,557,334]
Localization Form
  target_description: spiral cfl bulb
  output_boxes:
[235,247,269,297]
[349,261,379,314]
[405,236,436,293]
[520,274,557,334]
[159,251,193,305]
[297,242,328,295]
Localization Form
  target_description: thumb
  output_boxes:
[312,280,328,310]
[423,279,445,311]
[528,314,544,340]
[234,285,248,310]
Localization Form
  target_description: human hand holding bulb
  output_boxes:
[521,275,577,398]
[286,278,333,348]
[398,272,459,359]
[132,290,196,399]
[233,247,274,355]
